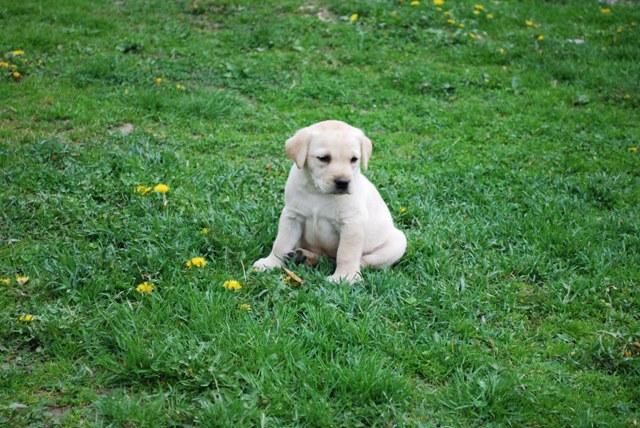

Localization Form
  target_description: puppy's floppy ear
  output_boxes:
[359,133,373,170]
[285,127,311,169]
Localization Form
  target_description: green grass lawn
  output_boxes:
[1,0,639,426]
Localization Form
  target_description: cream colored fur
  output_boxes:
[253,120,406,283]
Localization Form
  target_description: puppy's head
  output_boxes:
[285,120,372,195]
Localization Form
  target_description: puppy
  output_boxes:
[253,120,406,283]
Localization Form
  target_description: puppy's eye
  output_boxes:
[317,155,331,163]
[350,157,358,163]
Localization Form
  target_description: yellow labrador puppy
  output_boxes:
[253,120,406,283]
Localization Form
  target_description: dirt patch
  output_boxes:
[298,3,337,23]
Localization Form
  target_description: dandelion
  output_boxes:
[18,314,34,322]
[185,257,207,268]
[600,7,611,14]
[629,147,638,153]
[135,185,152,195]
[433,0,444,6]
[473,10,481,16]
[200,227,210,235]
[1,277,11,286]
[239,303,252,312]
[486,13,494,20]
[223,280,242,291]
[154,77,163,85]
[176,83,186,91]
[11,71,21,81]
[447,18,456,25]
[16,275,29,285]
[525,19,536,28]
[458,23,465,29]
[399,207,407,214]
[10,49,25,56]
[537,34,544,41]
[349,13,358,23]
[153,183,169,193]
[136,281,155,294]
[474,4,485,11]
[410,0,420,6]
[0,61,10,68]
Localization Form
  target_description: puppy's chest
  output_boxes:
[302,213,340,254]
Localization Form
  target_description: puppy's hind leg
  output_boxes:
[285,248,321,267]
[361,228,407,268]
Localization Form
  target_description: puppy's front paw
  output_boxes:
[327,271,362,284]
[252,256,283,271]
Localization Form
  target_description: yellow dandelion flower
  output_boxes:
[11,71,21,81]
[399,207,407,214]
[223,280,242,291]
[19,314,34,322]
[447,18,456,25]
[433,0,444,6]
[185,257,207,268]
[136,281,155,294]
[458,23,465,29]
[135,185,152,195]
[200,227,210,235]
[474,4,485,11]
[0,61,10,68]
[537,34,544,41]
[525,19,536,28]
[473,10,481,15]
[1,277,11,286]
[10,49,25,56]
[176,83,186,91]
[16,275,29,285]
[239,303,252,312]
[154,77,163,85]
[349,13,358,23]
[629,146,638,153]
[410,0,420,6]
[600,7,611,15]
[486,13,494,20]
[153,183,169,193]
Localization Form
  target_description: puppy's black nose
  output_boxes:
[334,178,350,190]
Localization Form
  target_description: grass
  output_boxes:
[1,0,639,426]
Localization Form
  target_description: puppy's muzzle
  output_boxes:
[334,178,350,194]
